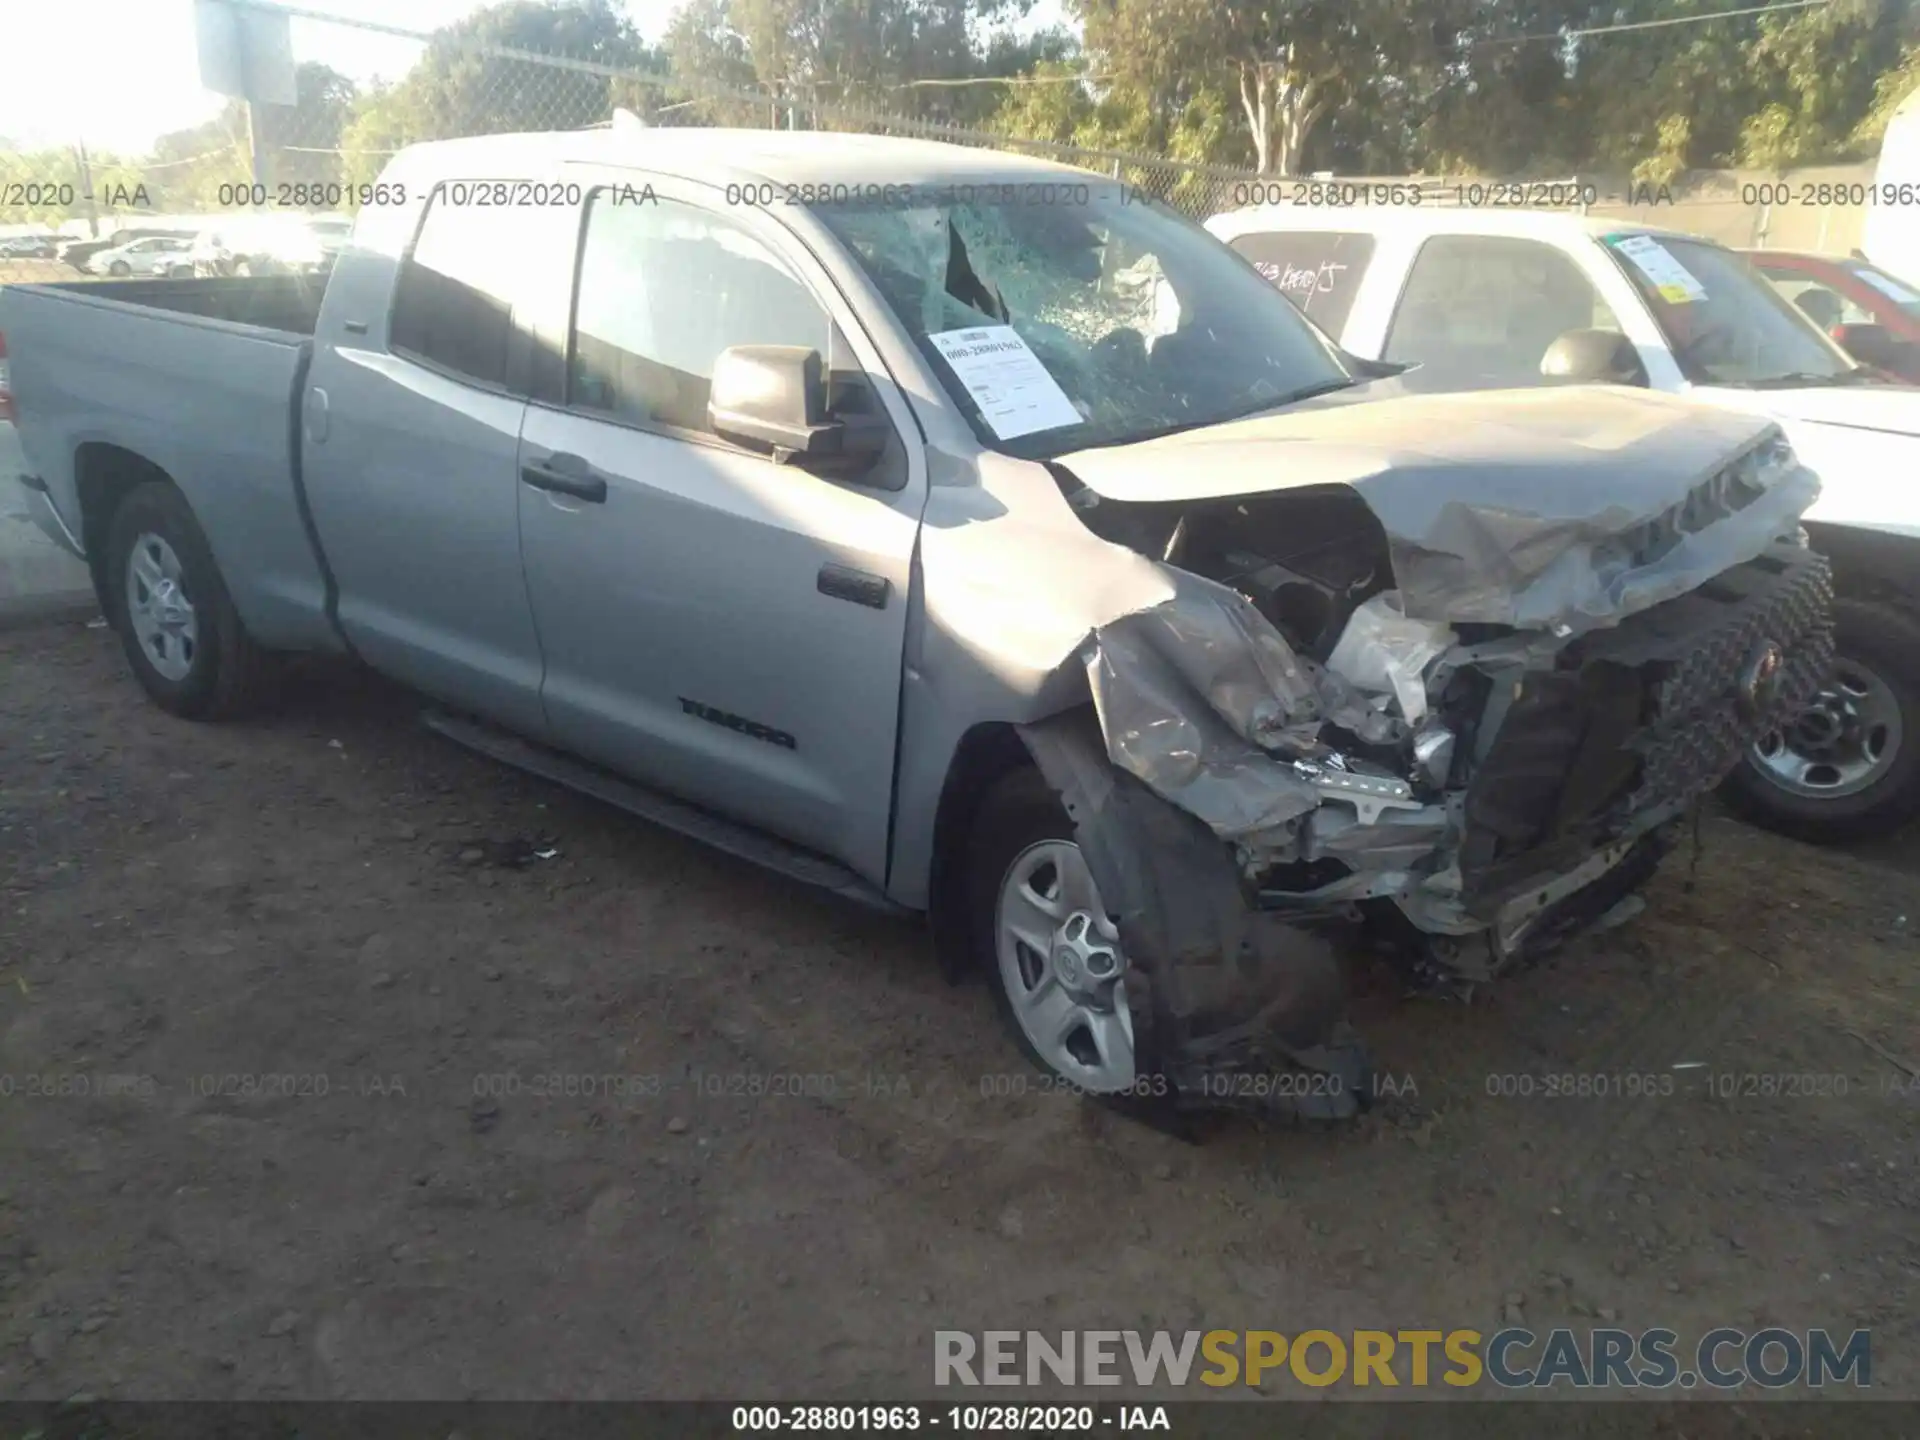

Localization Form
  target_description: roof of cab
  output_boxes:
[385,126,1099,190]
[1204,203,1708,247]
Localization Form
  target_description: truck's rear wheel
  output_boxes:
[104,482,272,720]
[1724,596,1920,842]
[968,769,1141,1094]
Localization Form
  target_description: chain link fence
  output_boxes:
[0,0,1877,285]
[0,1,1272,286]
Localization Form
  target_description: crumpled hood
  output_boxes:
[1057,384,1821,633]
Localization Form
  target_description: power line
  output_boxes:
[889,73,1108,89]
[140,145,244,171]
[1481,0,1834,48]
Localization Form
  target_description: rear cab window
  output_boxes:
[389,185,553,391]
[1225,230,1375,337]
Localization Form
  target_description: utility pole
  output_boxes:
[245,100,266,189]
[73,141,101,237]
[239,17,266,193]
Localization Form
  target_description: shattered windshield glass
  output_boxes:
[815,188,1352,458]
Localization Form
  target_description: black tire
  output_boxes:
[1722,595,1920,843]
[108,260,130,277]
[104,482,274,720]
[966,768,1144,1091]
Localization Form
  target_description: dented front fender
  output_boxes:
[1016,709,1367,1111]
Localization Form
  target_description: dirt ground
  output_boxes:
[0,617,1915,1405]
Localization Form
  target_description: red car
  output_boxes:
[1741,249,1920,382]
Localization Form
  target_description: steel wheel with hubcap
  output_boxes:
[1724,594,1920,842]
[1751,656,1901,801]
[994,838,1136,1092]
[125,532,199,681]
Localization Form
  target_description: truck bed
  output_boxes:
[0,274,338,651]
[34,274,327,337]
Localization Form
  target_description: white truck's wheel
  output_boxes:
[1725,596,1920,842]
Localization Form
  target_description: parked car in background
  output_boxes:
[58,228,197,274]
[86,235,195,278]
[0,234,61,259]
[0,130,1828,1112]
[1742,249,1920,383]
[1208,204,1920,841]
[189,213,351,277]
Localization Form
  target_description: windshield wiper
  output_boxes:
[1739,367,1881,389]
[1264,377,1364,408]
[1080,377,1362,452]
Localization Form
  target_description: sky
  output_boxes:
[1,0,710,155]
[1,0,1069,157]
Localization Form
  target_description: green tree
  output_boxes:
[658,0,767,125]
[137,63,358,210]
[1854,40,1920,144]
[1736,0,1916,166]
[1423,0,1919,178]
[339,0,662,185]
[664,0,1049,128]
[1072,0,1465,174]
[259,62,361,188]
[1,145,164,230]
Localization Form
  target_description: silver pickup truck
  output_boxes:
[0,129,1831,1117]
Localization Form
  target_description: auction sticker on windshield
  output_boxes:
[1610,234,1710,304]
[928,325,1084,440]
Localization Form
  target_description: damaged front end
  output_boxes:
[1022,424,1829,1114]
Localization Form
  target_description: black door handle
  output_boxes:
[817,563,890,609]
[521,459,607,504]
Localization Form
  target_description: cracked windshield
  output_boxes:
[818,191,1351,456]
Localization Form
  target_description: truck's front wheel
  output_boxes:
[105,483,272,720]
[1724,595,1920,842]
[968,769,1142,1095]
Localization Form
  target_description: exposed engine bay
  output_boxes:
[1050,432,1833,995]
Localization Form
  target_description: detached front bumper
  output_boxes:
[1384,541,1831,980]
[1452,542,1833,915]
